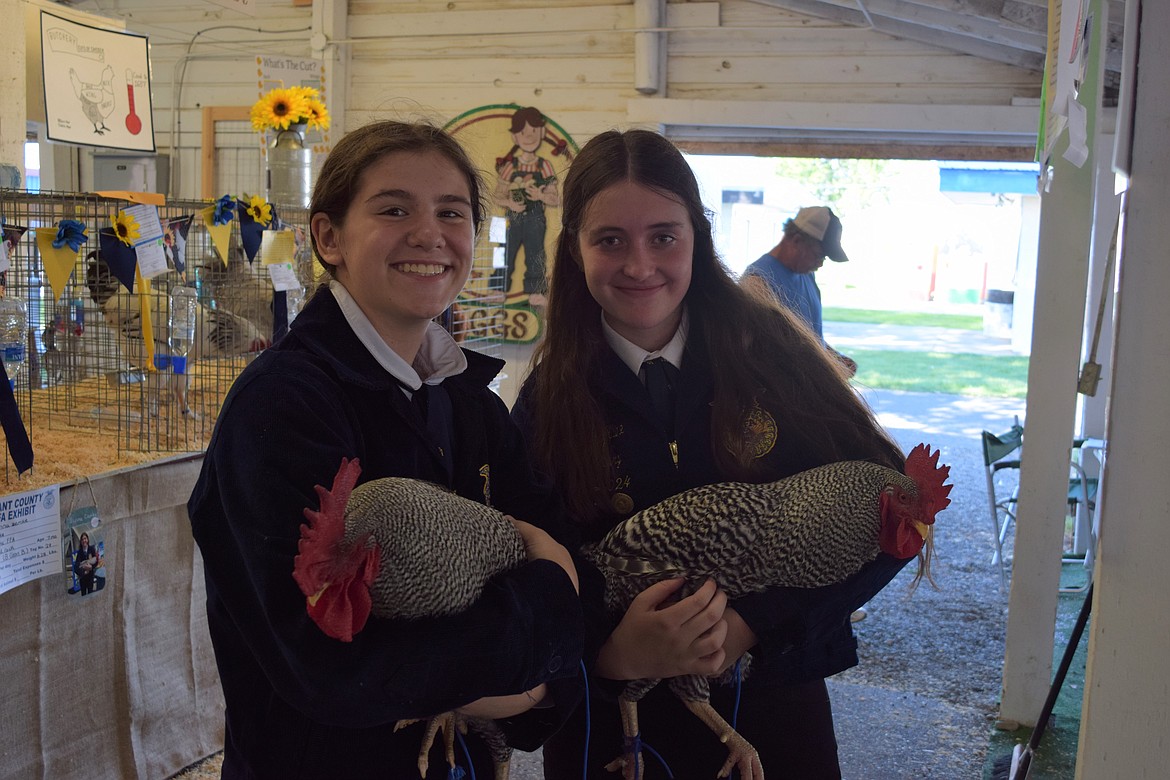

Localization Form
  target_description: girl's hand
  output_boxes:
[507,516,579,593]
[595,578,728,680]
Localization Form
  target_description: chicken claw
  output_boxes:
[680,700,764,780]
[394,712,464,778]
[603,697,646,780]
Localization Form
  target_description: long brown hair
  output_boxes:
[528,129,902,520]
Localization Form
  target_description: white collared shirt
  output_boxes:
[601,309,688,381]
[329,280,467,394]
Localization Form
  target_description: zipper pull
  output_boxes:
[669,440,679,468]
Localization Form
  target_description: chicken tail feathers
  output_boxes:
[293,457,381,642]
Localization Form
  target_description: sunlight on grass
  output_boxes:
[850,350,1029,398]
[824,307,983,330]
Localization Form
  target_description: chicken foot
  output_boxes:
[682,699,765,780]
[603,696,646,780]
[395,712,461,778]
[394,712,512,780]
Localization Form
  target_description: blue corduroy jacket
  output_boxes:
[189,289,584,779]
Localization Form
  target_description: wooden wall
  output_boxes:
[62,0,1042,200]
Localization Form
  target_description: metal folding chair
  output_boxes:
[982,419,1024,590]
[1061,439,1102,593]
[981,419,1099,591]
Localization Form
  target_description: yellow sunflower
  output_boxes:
[304,99,331,131]
[290,85,320,102]
[113,211,141,246]
[245,194,273,226]
[250,88,309,132]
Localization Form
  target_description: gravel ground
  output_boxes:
[829,425,1014,780]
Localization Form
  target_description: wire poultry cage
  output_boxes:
[0,189,313,468]
[0,188,507,481]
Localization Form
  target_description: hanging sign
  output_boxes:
[0,485,61,597]
[40,11,155,152]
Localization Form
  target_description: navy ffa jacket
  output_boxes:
[512,346,908,688]
[188,289,584,779]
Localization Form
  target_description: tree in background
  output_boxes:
[773,158,893,211]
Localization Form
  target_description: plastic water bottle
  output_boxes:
[286,285,305,324]
[168,286,198,374]
[0,297,27,390]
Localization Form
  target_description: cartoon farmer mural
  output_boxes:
[492,107,562,305]
[445,104,576,342]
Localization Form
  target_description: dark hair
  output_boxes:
[309,120,486,276]
[509,106,547,134]
[498,107,559,173]
[527,129,902,520]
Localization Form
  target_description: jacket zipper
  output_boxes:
[669,440,679,468]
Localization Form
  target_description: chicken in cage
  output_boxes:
[193,245,281,340]
[0,190,504,472]
[84,249,270,418]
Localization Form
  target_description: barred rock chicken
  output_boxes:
[293,447,951,780]
[293,458,528,779]
[585,444,952,780]
[85,252,269,415]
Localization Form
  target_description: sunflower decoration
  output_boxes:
[244,194,273,227]
[237,194,276,264]
[112,210,141,247]
[250,85,330,133]
[301,89,331,131]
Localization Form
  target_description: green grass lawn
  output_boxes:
[824,307,983,330]
[851,350,1029,398]
[825,307,1025,397]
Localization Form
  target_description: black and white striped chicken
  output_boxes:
[292,447,951,780]
[583,443,952,780]
[293,457,528,780]
[85,251,269,414]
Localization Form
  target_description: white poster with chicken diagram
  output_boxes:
[40,11,155,152]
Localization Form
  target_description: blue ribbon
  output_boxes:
[272,291,289,344]
[0,360,33,474]
[52,219,87,252]
[213,195,236,226]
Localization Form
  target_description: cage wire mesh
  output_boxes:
[210,118,266,198]
[454,238,507,367]
[0,189,314,472]
[0,188,509,480]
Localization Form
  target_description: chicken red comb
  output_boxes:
[293,457,380,642]
[905,443,952,524]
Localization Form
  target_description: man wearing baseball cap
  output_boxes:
[742,206,868,623]
[741,205,857,375]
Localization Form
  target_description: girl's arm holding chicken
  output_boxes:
[188,121,585,780]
